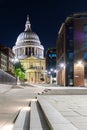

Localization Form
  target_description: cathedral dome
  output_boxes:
[16,16,41,46]
[13,15,44,59]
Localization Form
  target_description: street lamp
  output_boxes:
[12,57,19,63]
[50,68,53,72]
[60,63,65,68]
[12,57,20,85]
[77,60,82,65]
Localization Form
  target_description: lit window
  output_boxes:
[84,53,87,60]
[69,52,74,59]
[49,54,51,57]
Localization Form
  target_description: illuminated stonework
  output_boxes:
[12,16,45,83]
[13,15,44,59]
[21,56,45,83]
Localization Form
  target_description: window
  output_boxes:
[69,52,74,60]
[84,25,87,33]
[84,53,87,60]
[69,26,73,30]
[52,54,56,57]
[48,53,56,58]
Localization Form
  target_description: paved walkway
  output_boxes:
[0,84,45,130]
[42,95,87,130]
[0,83,87,130]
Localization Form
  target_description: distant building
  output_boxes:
[56,13,87,87]
[46,48,56,71]
[12,16,45,83]
[46,48,56,83]
[0,45,16,83]
[0,45,14,74]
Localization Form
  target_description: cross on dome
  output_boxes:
[25,15,31,31]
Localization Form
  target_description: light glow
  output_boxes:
[14,57,19,63]
[54,69,56,73]
[1,124,14,130]
[60,63,65,68]
[77,61,82,65]
[48,71,51,74]
[31,99,37,102]
[50,68,53,71]
[12,57,19,63]
[23,107,31,111]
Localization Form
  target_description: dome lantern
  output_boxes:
[15,15,41,46]
[25,15,31,31]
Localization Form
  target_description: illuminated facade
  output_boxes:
[56,13,87,87]
[46,48,56,83]
[21,56,45,83]
[13,16,45,83]
[0,45,14,74]
[46,48,56,71]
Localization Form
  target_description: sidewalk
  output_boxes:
[42,95,87,130]
[0,83,87,130]
[0,84,12,94]
[0,84,44,130]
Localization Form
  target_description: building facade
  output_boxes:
[21,56,45,83]
[46,48,56,83]
[0,45,16,83]
[13,16,45,83]
[56,13,87,87]
[0,45,14,74]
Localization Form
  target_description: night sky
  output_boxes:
[0,0,87,53]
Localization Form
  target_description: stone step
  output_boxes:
[38,96,78,130]
[12,107,30,130]
[42,88,87,95]
[30,101,50,130]
[30,101,42,130]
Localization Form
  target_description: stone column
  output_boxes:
[24,48,26,55]
[17,49,19,57]
[34,47,35,56]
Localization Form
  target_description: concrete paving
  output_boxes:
[0,83,87,130]
[41,95,87,130]
[38,96,78,130]
[0,84,45,130]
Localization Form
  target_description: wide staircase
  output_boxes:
[12,96,78,130]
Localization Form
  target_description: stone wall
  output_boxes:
[0,69,16,84]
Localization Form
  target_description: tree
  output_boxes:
[14,62,26,83]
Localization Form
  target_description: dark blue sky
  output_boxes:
[0,0,87,53]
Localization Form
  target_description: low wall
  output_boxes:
[0,69,16,84]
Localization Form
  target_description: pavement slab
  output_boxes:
[41,95,87,130]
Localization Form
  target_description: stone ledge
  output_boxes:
[12,107,30,130]
[30,101,43,130]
